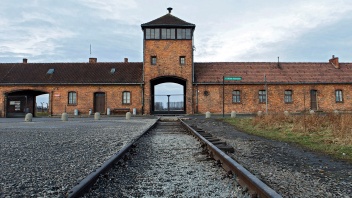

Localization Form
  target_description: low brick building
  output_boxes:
[1,8,352,117]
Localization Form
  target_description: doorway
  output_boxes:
[94,92,106,114]
[310,90,318,110]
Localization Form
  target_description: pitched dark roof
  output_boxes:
[0,62,143,84]
[141,13,195,28]
[194,62,352,84]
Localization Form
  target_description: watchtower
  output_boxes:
[141,8,196,114]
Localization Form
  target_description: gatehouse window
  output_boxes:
[145,28,160,39]
[145,28,192,40]
[151,56,157,65]
[259,90,266,103]
[123,91,131,104]
[284,90,293,103]
[180,56,185,65]
[335,90,343,102]
[177,28,192,39]
[68,92,77,105]
[232,90,241,103]
[161,28,176,39]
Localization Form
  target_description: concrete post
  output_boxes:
[126,112,131,120]
[205,111,211,118]
[309,110,315,115]
[61,113,68,121]
[231,111,236,118]
[25,113,33,122]
[257,111,263,117]
[94,112,101,120]
[74,109,78,116]
[333,110,339,115]
[107,108,110,116]
[284,111,289,116]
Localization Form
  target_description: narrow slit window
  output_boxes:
[151,56,157,65]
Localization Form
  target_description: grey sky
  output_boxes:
[1,0,352,63]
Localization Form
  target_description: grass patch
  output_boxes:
[35,112,50,117]
[223,113,352,162]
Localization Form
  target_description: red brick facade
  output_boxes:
[143,40,194,114]
[1,9,352,117]
[0,85,142,117]
[194,84,352,114]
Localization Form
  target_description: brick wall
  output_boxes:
[194,84,352,114]
[143,39,194,114]
[0,85,143,117]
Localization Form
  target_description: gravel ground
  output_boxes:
[84,121,249,198]
[184,116,352,198]
[0,117,157,197]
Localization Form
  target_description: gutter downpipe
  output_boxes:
[196,84,198,114]
[142,27,146,115]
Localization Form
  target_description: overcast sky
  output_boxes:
[1,0,352,64]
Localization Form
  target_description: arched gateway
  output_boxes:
[151,76,186,115]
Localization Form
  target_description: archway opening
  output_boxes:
[36,94,49,116]
[6,90,48,118]
[151,76,186,115]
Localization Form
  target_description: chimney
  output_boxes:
[124,58,128,63]
[329,55,339,69]
[23,58,28,64]
[167,7,173,14]
[89,57,97,64]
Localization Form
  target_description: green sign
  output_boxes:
[224,76,242,81]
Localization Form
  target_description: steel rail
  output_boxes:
[180,119,282,198]
[66,119,159,198]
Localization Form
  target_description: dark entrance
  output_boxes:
[94,92,106,114]
[310,90,318,110]
[151,76,186,115]
[5,90,48,118]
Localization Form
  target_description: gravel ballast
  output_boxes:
[0,118,157,197]
[185,116,352,198]
[84,121,248,197]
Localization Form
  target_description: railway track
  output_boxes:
[67,118,282,197]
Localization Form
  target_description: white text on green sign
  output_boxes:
[224,77,242,81]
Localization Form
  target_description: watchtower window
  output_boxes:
[151,56,157,65]
[161,28,175,39]
[180,56,185,65]
[145,28,160,39]
[177,28,192,39]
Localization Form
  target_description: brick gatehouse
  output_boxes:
[1,8,352,117]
